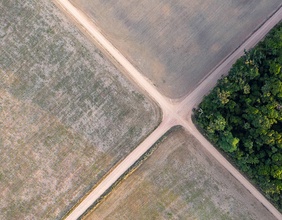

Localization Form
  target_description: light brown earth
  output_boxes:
[85,128,276,220]
[56,0,282,218]
[0,0,159,219]
[1,0,281,219]
[69,0,281,99]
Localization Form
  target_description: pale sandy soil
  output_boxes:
[56,0,282,218]
[85,128,276,220]
[69,0,281,99]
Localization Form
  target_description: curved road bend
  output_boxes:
[53,1,282,219]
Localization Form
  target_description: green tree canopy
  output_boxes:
[195,22,282,211]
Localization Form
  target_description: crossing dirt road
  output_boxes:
[52,0,282,219]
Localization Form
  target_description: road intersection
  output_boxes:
[53,1,282,219]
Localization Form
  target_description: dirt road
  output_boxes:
[53,0,282,219]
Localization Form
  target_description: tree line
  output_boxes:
[195,22,282,210]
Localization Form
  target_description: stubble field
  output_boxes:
[70,0,281,99]
[85,127,275,220]
[0,0,160,219]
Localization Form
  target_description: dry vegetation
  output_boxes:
[85,127,276,220]
[0,0,160,219]
[70,0,281,99]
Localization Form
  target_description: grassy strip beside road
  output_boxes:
[85,128,276,220]
[79,127,179,220]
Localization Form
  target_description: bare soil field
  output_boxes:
[0,0,160,219]
[85,127,276,220]
[69,0,281,99]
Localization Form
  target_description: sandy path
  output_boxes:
[52,0,282,219]
[64,119,175,220]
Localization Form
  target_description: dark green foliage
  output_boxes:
[195,22,282,210]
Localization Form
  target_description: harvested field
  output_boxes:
[70,0,281,99]
[85,127,275,220]
[0,0,160,219]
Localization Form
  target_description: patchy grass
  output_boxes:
[70,0,281,98]
[0,0,160,219]
[85,127,275,220]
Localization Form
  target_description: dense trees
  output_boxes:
[195,22,282,210]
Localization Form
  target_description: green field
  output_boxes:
[85,128,275,220]
[0,0,160,219]
[70,0,281,99]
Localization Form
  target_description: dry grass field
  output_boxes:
[85,127,275,220]
[70,0,281,99]
[0,0,160,219]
